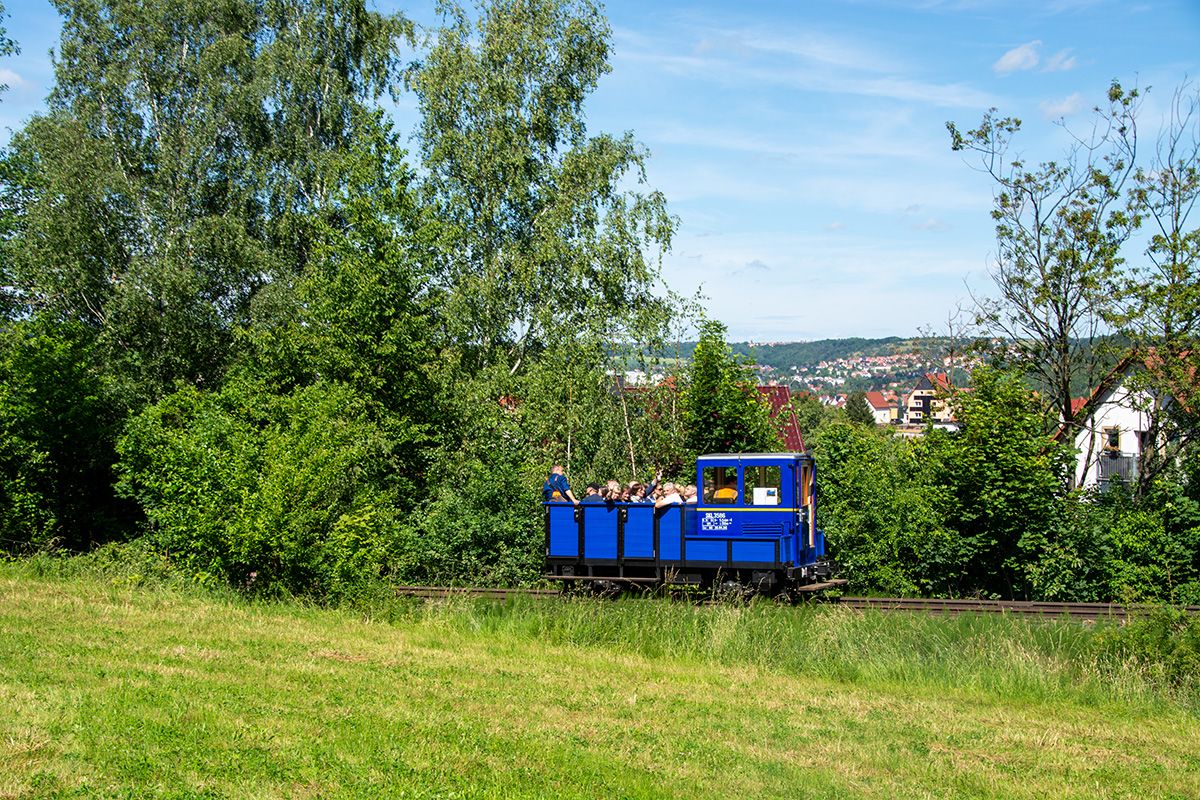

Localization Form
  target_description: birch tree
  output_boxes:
[408,0,675,375]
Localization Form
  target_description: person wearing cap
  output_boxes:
[580,483,605,503]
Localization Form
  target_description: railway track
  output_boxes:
[832,596,1199,620]
[394,585,560,600]
[394,585,1196,620]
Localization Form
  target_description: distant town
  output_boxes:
[623,336,988,432]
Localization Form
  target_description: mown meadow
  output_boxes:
[3,557,1200,799]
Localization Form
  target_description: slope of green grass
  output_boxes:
[2,567,1199,799]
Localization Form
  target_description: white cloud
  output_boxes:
[613,25,995,109]
[1043,49,1077,72]
[824,221,846,232]
[644,118,936,164]
[648,161,793,204]
[728,29,897,73]
[0,68,25,88]
[912,217,950,231]
[1039,91,1085,118]
[993,41,1041,75]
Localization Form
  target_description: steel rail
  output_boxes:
[394,585,558,600]
[393,585,1197,620]
[834,596,1200,620]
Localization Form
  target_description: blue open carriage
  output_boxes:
[544,452,833,594]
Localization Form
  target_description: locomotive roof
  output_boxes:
[697,452,810,460]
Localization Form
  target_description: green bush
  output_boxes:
[1026,480,1200,603]
[405,452,544,586]
[117,379,407,599]
[813,421,955,596]
[1093,606,1200,688]
[0,319,133,551]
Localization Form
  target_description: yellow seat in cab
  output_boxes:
[713,487,737,503]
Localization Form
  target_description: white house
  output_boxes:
[1057,354,1191,490]
[864,390,897,425]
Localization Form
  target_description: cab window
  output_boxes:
[702,466,738,503]
[744,465,781,506]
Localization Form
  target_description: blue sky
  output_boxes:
[2,0,1198,341]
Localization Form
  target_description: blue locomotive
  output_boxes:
[544,452,834,595]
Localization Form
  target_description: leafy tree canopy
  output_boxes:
[408,0,675,373]
[682,320,780,457]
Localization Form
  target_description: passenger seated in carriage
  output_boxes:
[580,483,604,503]
[542,465,579,504]
[654,482,683,508]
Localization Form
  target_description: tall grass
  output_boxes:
[350,592,1200,713]
[6,548,1198,714]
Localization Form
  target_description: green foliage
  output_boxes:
[791,391,831,443]
[0,1,17,95]
[948,84,1141,431]
[1,0,411,407]
[923,366,1069,597]
[117,380,408,599]
[0,319,132,551]
[813,422,952,595]
[408,0,674,369]
[845,390,874,426]
[405,424,545,586]
[1071,480,1200,604]
[682,320,780,457]
[1095,606,1200,688]
[818,368,1077,599]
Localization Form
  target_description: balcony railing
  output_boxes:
[1098,452,1139,487]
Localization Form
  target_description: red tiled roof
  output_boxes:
[1053,349,1197,442]
[864,390,891,410]
[756,385,807,452]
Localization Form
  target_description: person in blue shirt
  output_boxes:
[580,483,604,503]
[542,464,579,504]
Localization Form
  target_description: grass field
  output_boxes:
[2,566,1200,799]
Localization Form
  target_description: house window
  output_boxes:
[1103,426,1121,453]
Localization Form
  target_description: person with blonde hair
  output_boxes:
[542,464,579,504]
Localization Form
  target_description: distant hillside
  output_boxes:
[653,334,1128,397]
[672,335,902,364]
[668,337,919,370]
[735,338,914,370]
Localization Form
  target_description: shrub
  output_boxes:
[1093,606,1200,688]
[0,319,133,551]
[117,379,407,599]
[813,421,954,596]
